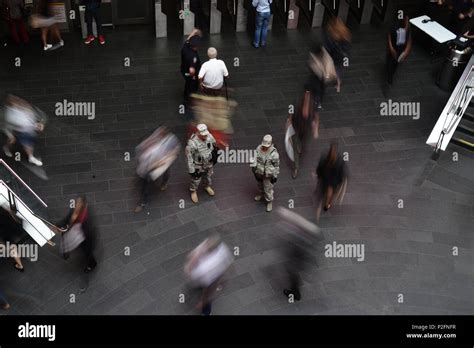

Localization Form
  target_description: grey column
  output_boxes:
[338,0,350,23]
[312,0,325,27]
[155,0,167,38]
[183,0,195,35]
[287,0,300,29]
[210,0,222,34]
[236,0,248,32]
[360,0,373,23]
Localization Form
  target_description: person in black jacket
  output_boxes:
[314,143,347,221]
[323,17,351,93]
[57,196,97,273]
[82,0,104,45]
[181,29,202,107]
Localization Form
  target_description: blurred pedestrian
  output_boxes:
[184,235,234,315]
[252,0,272,48]
[185,123,218,203]
[305,43,337,109]
[314,143,348,221]
[31,0,63,51]
[0,289,10,310]
[250,134,279,212]
[0,0,30,45]
[198,47,229,97]
[323,17,351,93]
[2,94,45,166]
[181,29,202,107]
[287,90,319,179]
[386,14,412,85]
[83,0,105,45]
[134,126,181,213]
[0,204,25,272]
[56,196,97,274]
[277,207,321,302]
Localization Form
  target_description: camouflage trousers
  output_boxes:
[257,177,274,202]
[190,167,213,191]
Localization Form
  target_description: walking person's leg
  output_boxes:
[386,52,398,85]
[0,289,10,310]
[17,19,29,44]
[160,168,170,190]
[253,12,264,47]
[85,7,94,38]
[260,12,270,47]
[41,27,49,48]
[51,24,63,45]
[8,20,20,44]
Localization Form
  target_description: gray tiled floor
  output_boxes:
[0,21,473,315]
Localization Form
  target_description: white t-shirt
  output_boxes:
[198,58,229,89]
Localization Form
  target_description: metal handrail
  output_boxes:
[0,180,64,247]
[0,159,47,208]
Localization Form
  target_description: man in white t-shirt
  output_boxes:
[198,47,229,96]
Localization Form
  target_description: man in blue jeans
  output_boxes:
[252,0,272,48]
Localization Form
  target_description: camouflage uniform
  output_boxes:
[250,144,280,202]
[186,132,217,191]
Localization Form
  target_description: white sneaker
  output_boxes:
[43,44,53,51]
[28,156,43,167]
[59,40,64,47]
[3,146,12,157]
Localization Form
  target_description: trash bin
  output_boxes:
[437,39,473,91]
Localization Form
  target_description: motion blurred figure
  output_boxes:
[386,14,412,85]
[277,207,321,302]
[0,203,25,272]
[323,17,351,93]
[57,196,98,278]
[31,0,64,51]
[305,43,337,109]
[134,126,180,213]
[2,94,44,166]
[287,91,319,179]
[314,143,348,221]
[186,123,218,203]
[0,0,30,45]
[250,134,279,212]
[184,235,234,315]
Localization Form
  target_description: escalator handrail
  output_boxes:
[0,159,47,208]
[0,180,66,243]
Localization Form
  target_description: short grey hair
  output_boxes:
[207,47,218,59]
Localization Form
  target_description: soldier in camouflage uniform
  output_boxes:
[250,134,280,212]
[185,124,218,203]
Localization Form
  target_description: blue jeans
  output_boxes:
[254,11,271,47]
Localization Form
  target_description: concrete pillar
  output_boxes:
[183,0,195,35]
[338,0,350,23]
[236,0,248,32]
[360,0,373,23]
[210,0,222,34]
[312,0,325,27]
[287,0,300,29]
[155,0,167,38]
